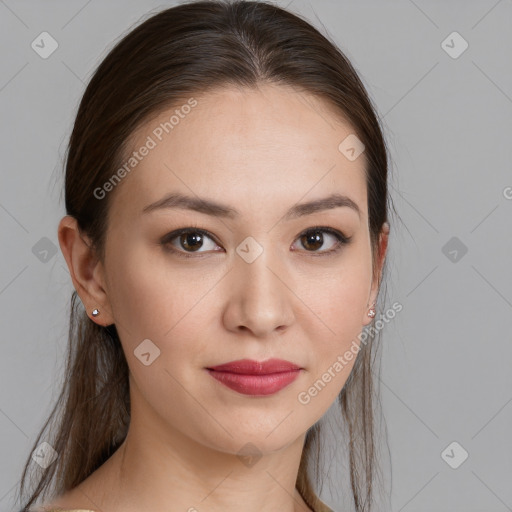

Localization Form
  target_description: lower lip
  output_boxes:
[206,369,301,396]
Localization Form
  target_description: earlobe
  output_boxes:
[362,222,390,326]
[57,215,114,326]
[362,300,377,327]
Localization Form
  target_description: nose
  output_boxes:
[222,247,295,338]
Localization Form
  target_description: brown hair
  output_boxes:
[17,1,394,510]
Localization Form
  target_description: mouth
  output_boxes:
[206,358,302,396]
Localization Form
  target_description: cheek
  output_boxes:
[105,250,209,411]
[104,242,183,342]
[105,243,223,374]
[298,258,371,393]
[304,258,371,336]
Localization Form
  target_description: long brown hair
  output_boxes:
[17,1,393,510]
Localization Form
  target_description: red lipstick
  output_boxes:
[206,358,302,396]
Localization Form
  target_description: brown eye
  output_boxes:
[300,231,325,251]
[292,227,350,255]
[178,232,204,252]
[161,227,220,257]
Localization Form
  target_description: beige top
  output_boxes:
[44,506,333,512]
[46,509,332,512]
[43,497,333,512]
[45,508,332,512]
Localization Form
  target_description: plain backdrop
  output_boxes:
[1,1,511,511]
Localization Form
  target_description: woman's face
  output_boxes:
[97,83,387,455]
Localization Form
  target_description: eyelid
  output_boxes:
[296,225,351,244]
[291,225,351,256]
[160,226,222,257]
[160,225,351,258]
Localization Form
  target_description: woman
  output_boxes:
[18,1,392,510]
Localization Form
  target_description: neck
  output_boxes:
[79,392,313,512]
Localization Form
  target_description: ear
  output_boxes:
[362,222,390,326]
[58,215,114,326]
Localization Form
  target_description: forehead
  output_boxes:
[110,84,368,222]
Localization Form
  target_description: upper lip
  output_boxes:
[207,358,301,374]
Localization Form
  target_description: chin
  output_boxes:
[195,417,307,458]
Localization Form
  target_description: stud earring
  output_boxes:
[367,302,376,318]
[92,308,100,317]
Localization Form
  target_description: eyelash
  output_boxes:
[160,224,352,259]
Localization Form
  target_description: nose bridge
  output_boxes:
[226,238,294,336]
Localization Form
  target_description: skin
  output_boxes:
[47,83,389,512]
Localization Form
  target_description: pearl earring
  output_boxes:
[92,308,100,317]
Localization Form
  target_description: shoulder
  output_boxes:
[27,508,96,512]
[29,483,99,512]
[27,506,96,512]
[28,494,97,512]
[28,506,96,512]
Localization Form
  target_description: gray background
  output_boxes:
[1,0,511,511]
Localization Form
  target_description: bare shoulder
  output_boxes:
[30,488,97,512]
[30,508,95,512]
[30,504,96,512]
[31,451,120,512]
[31,509,95,512]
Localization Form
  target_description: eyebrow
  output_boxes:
[142,192,361,220]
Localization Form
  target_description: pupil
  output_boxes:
[303,231,322,250]
[181,232,203,251]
